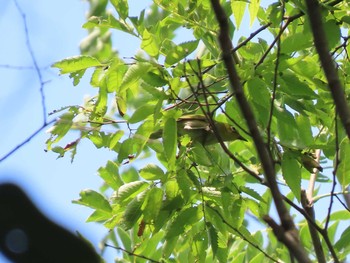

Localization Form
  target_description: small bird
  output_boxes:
[151,114,246,145]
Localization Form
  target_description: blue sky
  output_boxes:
[0,0,147,261]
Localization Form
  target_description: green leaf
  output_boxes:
[117,227,132,251]
[248,0,260,27]
[164,40,199,66]
[335,225,350,251]
[69,69,86,86]
[141,28,159,57]
[231,0,247,30]
[239,186,265,203]
[122,193,146,230]
[337,139,350,187]
[98,160,124,190]
[119,62,151,92]
[165,206,201,239]
[110,0,129,19]
[281,32,312,53]
[86,210,111,222]
[282,151,301,202]
[163,117,177,168]
[139,164,165,180]
[324,19,340,49]
[295,114,313,146]
[142,187,163,222]
[128,104,155,124]
[52,55,101,74]
[73,189,112,213]
[280,73,318,99]
[46,111,75,150]
[113,181,149,203]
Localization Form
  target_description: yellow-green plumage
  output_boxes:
[151,115,246,145]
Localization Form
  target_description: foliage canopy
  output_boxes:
[49,0,350,262]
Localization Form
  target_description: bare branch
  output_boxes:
[0,119,55,162]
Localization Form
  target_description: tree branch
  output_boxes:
[301,190,326,263]
[210,1,311,261]
[305,0,350,139]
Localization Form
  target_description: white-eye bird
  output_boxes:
[151,114,246,145]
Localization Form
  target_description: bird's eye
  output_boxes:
[230,126,236,132]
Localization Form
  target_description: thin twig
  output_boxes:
[184,62,262,182]
[104,243,160,263]
[325,110,339,230]
[207,206,279,263]
[266,3,285,147]
[14,0,48,123]
[0,119,56,162]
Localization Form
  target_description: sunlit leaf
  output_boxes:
[73,189,112,213]
[52,55,101,74]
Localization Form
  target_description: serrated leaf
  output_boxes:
[119,62,151,92]
[142,187,163,222]
[248,0,260,27]
[280,73,318,99]
[165,40,199,66]
[112,181,149,203]
[73,189,112,213]
[91,84,108,122]
[52,55,101,74]
[337,139,350,187]
[98,160,124,190]
[163,117,177,168]
[239,186,265,203]
[110,0,129,19]
[139,164,165,180]
[122,193,146,230]
[46,112,75,150]
[208,223,219,258]
[282,151,301,202]
[141,28,159,57]
[165,207,201,239]
[231,0,247,30]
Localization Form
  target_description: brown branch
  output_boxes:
[209,0,312,261]
[263,216,311,263]
[305,0,350,139]
[301,190,326,263]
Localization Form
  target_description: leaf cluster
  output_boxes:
[49,0,350,262]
